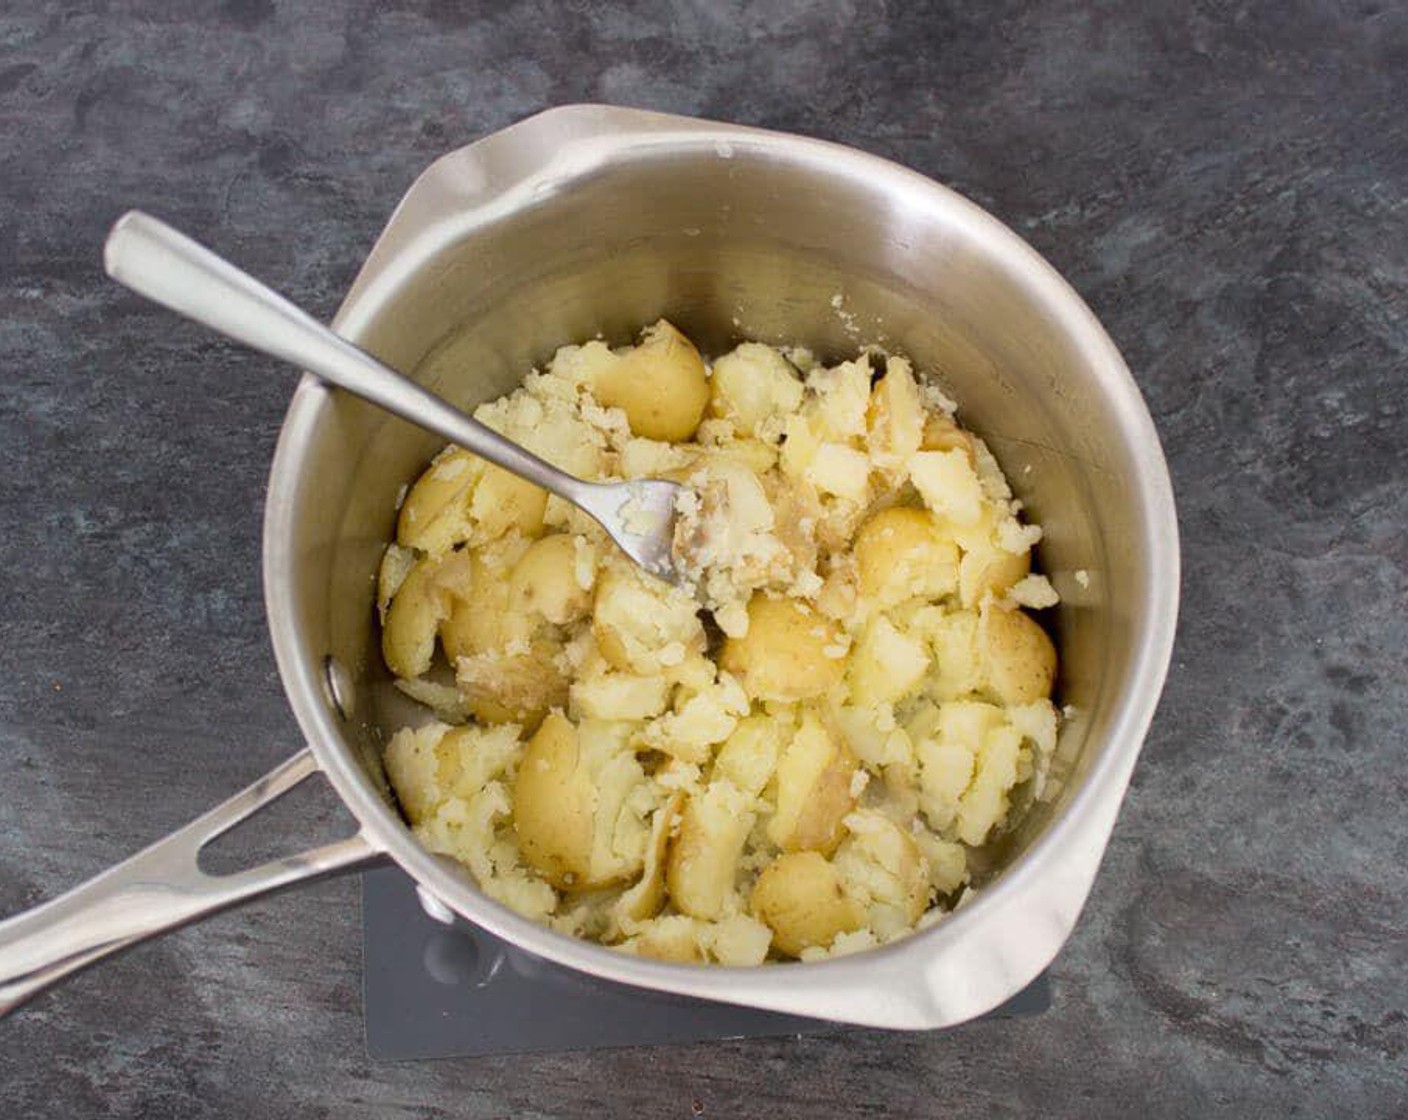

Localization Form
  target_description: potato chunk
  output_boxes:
[713,715,786,796]
[847,614,931,707]
[909,448,986,527]
[766,713,858,855]
[593,320,710,441]
[978,604,1057,704]
[381,554,451,679]
[467,464,548,543]
[509,533,593,625]
[955,511,1032,607]
[709,342,805,438]
[592,564,705,676]
[834,811,930,940]
[438,551,533,663]
[396,448,480,554]
[853,507,959,607]
[569,667,673,722]
[915,700,1031,845]
[916,700,1002,833]
[512,714,652,890]
[667,779,756,920]
[455,637,568,731]
[751,851,863,958]
[383,722,522,827]
[719,595,845,703]
[866,355,924,475]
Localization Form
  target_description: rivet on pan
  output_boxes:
[322,655,354,721]
[415,884,457,926]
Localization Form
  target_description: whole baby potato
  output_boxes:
[766,712,858,856]
[382,554,451,679]
[978,605,1057,704]
[750,851,863,958]
[509,534,592,625]
[593,320,711,442]
[719,595,845,703]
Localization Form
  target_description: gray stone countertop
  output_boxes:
[1,2,1404,1117]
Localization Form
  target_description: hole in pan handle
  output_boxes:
[0,748,383,1017]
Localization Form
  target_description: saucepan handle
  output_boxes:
[0,748,382,1017]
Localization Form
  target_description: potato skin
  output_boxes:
[666,780,755,920]
[509,533,591,625]
[396,449,479,554]
[381,554,450,679]
[719,596,845,703]
[978,605,1057,704]
[853,506,959,606]
[766,712,858,856]
[750,851,862,958]
[613,792,684,928]
[512,713,593,889]
[592,564,704,676]
[593,320,710,442]
[468,464,548,542]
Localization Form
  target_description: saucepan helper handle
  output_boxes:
[0,748,381,1017]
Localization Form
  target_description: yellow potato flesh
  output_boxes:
[719,596,845,703]
[381,554,450,679]
[766,713,858,856]
[593,320,710,442]
[978,605,1057,704]
[509,533,591,625]
[750,851,862,958]
[853,506,959,606]
[512,714,645,891]
[666,780,755,921]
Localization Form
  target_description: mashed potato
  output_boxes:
[378,320,1059,964]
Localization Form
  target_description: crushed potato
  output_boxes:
[378,320,1060,963]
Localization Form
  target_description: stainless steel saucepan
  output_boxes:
[0,105,1179,1028]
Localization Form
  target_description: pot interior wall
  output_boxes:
[282,144,1145,888]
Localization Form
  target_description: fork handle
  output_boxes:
[103,210,594,508]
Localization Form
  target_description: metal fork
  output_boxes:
[103,211,684,583]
